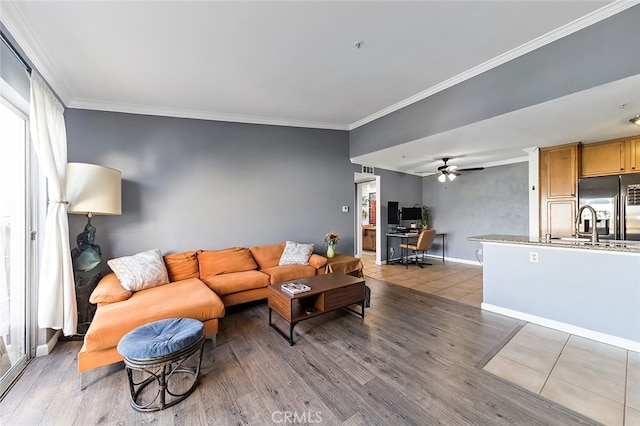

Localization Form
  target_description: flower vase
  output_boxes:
[326,244,335,258]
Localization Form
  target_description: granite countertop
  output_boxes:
[469,234,640,254]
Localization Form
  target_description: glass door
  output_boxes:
[0,97,32,398]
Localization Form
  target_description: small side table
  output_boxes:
[325,254,364,278]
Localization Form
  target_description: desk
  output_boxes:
[386,232,419,265]
[386,232,446,264]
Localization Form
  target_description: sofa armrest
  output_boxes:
[89,273,133,305]
[309,254,328,270]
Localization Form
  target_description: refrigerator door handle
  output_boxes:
[622,195,627,240]
[614,194,619,240]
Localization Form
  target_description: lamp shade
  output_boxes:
[66,163,122,216]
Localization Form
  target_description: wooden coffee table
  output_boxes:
[268,273,366,345]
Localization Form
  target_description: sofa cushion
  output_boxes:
[200,270,269,296]
[89,273,133,305]
[261,264,317,285]
[199,247,257,276]
[309,254,328,270]
[249,243,285,269]
[84,278,224,353]
[279,241,314,266]
[107,249,169,292]
[118,318,204,359]
[164,250,200,282]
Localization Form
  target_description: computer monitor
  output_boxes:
[388,201,399,224]
[401,207,422,221]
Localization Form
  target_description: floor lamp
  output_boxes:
[66,163,121,335]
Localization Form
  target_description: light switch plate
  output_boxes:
[341,206,349,213]
[529,252,539,263]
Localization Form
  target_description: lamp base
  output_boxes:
[71,216,103,335]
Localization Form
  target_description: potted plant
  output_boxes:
[421,206,431,229]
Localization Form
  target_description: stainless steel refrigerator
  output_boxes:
[578,174,640,241]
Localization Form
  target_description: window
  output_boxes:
[0,96,34,398]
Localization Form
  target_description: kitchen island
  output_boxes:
[469,234,640,351]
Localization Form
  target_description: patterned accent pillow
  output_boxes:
[107,249,169,292]
[279,241,314,266]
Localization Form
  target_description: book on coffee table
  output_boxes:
[281,282,311,294]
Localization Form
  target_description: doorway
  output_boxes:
[354,173,381,264]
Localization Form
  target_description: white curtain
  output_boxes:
[30,71,76,336]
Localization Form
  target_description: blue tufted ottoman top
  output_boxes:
[117,318,204,360]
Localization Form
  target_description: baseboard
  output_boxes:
[425,254,481,266]
[482,303,640,352]
[383,254,481,266]
[36,329,61,357]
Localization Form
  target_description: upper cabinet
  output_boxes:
[581,140,625,176]
[541,143,578,198]
[580,137,640,177]
[628,137,640,172]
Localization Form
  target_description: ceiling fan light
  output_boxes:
[448,173,456,181]
[438,173,446,183]
[631,115,640,126]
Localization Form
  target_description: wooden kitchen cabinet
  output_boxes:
[539,143,579,238]
[362,227,376,251]
[581,139,626,176]
[580,137,640,176]
[628,137,640,172]
[541,143,578,199]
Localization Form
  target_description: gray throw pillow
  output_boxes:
[278,241,314,266]
[107,249,169,292]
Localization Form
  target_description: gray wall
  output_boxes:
[350,5,640,156]
[422,162,528,261]
[483,242,640,344]
[65,109,353,261]
[378,169,422,260]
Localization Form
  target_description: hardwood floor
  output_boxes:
[0,278,597,425]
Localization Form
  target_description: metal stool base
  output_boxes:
[123,335,204,412]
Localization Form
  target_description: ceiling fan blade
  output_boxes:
[457,167,485,172]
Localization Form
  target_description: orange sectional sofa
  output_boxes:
[78,242,328,372]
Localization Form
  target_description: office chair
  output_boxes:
[399,229,436,268]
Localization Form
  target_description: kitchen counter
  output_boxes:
[470,234,640,351]
[469,234,640,253]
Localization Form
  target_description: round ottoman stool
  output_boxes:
[117,318,205,412]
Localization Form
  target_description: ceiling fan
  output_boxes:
[418,158,485,182]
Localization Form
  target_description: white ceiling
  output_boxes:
[2,1,640,175]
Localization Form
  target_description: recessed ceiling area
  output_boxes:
[353,73,640,175]
[2,1,639,173]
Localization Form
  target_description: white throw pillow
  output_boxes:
[279,241,314,266]
[107,249,169,292]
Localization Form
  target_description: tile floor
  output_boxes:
[360,251,483,308]
[360,251,640,425]
[484,323,640,426]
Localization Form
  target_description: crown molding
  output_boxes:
[4,0,637,131]
[69,99,349,131]
[0,1,73,104]
[348,0,640,131]
[1,1,347,130]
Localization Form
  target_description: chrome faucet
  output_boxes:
[575,205,599,243]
